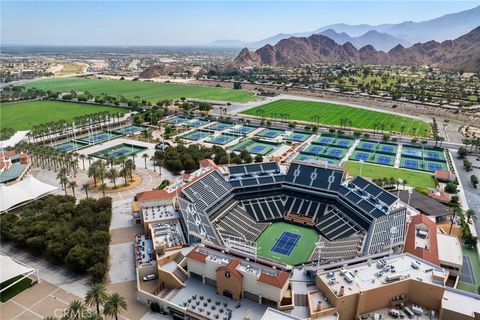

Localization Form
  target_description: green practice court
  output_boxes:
[313,135,353,149]
[113,125,146,135]
[231,139,279,156]
[256,128,284,139]
[285,132,310,142]
[400,157,448,173]
[255,222,319,265]
[295,153,340,165]
[303,144,346,159]
[166,117,189,125]
[350,150,395,166]
[180,130,213,141]
[89,143,147,159]
[78,131,122,144]
[55,140,89,152]
[186,119,210,128]
[229,125,257,135]
[207,122,234,131]
[206,133,241,145]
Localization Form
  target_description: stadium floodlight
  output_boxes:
[315,241,325,270]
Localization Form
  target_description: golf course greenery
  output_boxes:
[24,77,256,103]
[1,100,127,130]
[241,99,431,135]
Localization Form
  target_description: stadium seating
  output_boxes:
[285,162,344,192]
[217,205,270,243]
[183,171,232,211]
[310,233,365,262]
[315,205,361,241]
[242,196,285,221]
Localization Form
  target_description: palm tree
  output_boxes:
[99,183,108,198]
[142,153,149,169]
[64,300,87,320]
[57,170,69,195]
[103,293,127,320]
[81,183,91,198]
[466,209,477,224]
[88,163,99,187]
[85,283,108,316]
[68,181,78,199]
[79,154,87,170]
[108,168,118,189]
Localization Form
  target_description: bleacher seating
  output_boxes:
[284,196,328,220]
[285,162,344,192]
[217,205,270,243]
[242,196,285,221]
[310,233,364,262]
[183,171,232,211]
[315,205,361,241]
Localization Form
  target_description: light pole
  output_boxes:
[359,159,364,177]
[315,240,325,270]
[389,226,398,256]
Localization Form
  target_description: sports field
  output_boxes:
[24,77,256,103]
[241,99,431,135]
[1,100,127,130]
[255,222,319,265]
[344,161,436,189]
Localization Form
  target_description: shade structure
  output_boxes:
[0,253,35,284]
[0,175,58,213]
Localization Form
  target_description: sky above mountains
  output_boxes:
[2,1,479,46]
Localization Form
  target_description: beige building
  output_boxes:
[312,253,480,320]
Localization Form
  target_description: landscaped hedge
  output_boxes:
[0,195,112,282]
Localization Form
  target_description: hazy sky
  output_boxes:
[1,1,479,46]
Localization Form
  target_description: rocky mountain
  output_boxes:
[232,26,480,72]
[139,64,191,78]
[213,5,479,50]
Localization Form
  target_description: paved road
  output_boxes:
[451,153,480,234]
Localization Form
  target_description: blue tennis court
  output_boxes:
[257,129,283,138]
[316,137,334,145]
[304,145,324,155]
[79,132,120,144]
[328,148,343,158]
[207,134,238,145]
[295,153,338,164]
[55,140,88,152]
[377,155,393,165]
[403,147,422,157]
[335,139,352,148]
[379,145,395,154]
[359,142,375,151]
[166,117,189,125]
[181,130,212,141]
[208,123,233,131]
[426,151,441,160]
[187,119,209,128]
[271,231,301,256]
[232,126,256,135]
[250,145,267,153]
[427,162,443,172]
[404,159,419,169]
[354,152,369,161]
[287,133,309,142]
[114,125,145,134]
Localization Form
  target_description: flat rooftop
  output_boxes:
[318,253,447,296]
[442,288,480,318]
[436,233,463,267]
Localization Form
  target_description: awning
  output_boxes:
[0,253,35,284]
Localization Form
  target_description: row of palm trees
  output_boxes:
[17,142,78,177]
[29,111,125,143]
[44,283,127,320]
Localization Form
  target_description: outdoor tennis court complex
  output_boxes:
[295,133,353,165]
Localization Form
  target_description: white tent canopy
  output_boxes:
[0,130,29,149]
[0,175,58,213]
[0,253,35,284]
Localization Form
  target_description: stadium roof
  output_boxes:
[0,253,35,284]
[398,190,449,217]
[0,131,29,149]
[0,175,58,213]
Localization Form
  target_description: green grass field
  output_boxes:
[1,100,127,130]
[24,77,256,103]
[0,276,32,302]
[344,161,436,189]
[255,222,319,265]
[241,99,431,135]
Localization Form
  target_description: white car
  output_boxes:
[142,274,157,281]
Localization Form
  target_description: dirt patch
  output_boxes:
[110,225,144,245]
